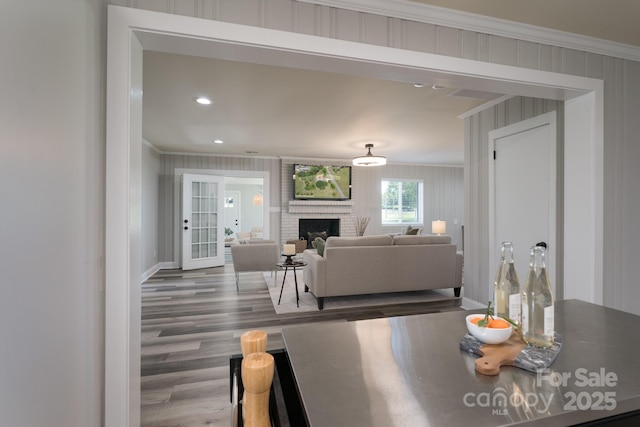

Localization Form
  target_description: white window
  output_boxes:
[381,179,423,225]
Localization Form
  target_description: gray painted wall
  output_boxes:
[142,142,161,277]
[113,0,640,315]
[2,0,105,425]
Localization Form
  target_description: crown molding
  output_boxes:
[297,0,640,62]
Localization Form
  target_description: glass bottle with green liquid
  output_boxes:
[521,244,554,347]
[493,242,521,324]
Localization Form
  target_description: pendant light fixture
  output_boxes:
[352,143,387,166]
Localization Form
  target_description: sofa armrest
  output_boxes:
[302,249,327,297]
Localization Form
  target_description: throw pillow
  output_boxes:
[405,225,419,235]
[311,237,326,256]
[308,231,328,242]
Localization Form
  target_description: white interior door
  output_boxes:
[224,191,242,236]
[489,112,557,296]
[182,173,225,270]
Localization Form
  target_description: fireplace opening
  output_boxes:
[299,218,340,248]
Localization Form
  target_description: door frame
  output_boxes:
[106,6,603,426]
[488,112,557,297]
[173,168,270,269]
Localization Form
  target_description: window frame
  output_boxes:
[381,178,424,226]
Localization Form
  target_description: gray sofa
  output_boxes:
[302,234,463,309]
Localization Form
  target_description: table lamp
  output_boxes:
[432,220,446,235]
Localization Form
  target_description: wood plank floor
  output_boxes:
[141,262,462,427]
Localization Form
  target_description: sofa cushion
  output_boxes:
[325,235,392,248]
[307,231,328,242]
[392,235,451,245]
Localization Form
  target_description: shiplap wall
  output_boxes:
[111,0,640,314]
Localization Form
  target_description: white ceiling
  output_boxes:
[143,51,496,165]
[142,1,638,166]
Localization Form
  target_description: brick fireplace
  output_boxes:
[299,218,340,247]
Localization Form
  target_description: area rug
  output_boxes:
[264,271,459,315]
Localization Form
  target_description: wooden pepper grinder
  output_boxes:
[240,330,269,424]
[241,330,267,356]
[241,352,274,427]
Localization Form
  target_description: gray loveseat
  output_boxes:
[302,234,463,309]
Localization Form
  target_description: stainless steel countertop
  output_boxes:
[282,300,640,427]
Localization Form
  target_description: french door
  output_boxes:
[181,174,225,270]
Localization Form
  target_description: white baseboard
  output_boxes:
[140,262,179,283]
[141,264,160,283]
[159,261,179,270]
[461,297,487,310]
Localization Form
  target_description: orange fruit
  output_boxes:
[470,317,481,325]
[488,318,510,329]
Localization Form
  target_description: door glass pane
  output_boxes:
[189,179,221,261]
[199,243,208,258]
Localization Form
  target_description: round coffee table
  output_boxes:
[276,260,307,308]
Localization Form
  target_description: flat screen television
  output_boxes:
[293,164,352,200]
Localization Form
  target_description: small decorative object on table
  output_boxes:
[282,244,296,265]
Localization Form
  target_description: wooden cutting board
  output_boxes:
[460,332,563,376]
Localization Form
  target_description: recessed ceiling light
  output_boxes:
[413,83,425,88]
[431,85,447,90]
[213,139,223,144]
[195,97,212,105]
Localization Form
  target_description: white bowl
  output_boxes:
[465,314,513,345]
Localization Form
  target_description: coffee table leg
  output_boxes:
[293,267,299,307]
[278,267,288,305]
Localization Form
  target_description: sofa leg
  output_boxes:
[454,287,461,297]
[235,272,240,293]
[317,297,324,310]
[304,285,309,293]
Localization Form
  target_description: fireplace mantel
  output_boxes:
[288,199,353,214]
